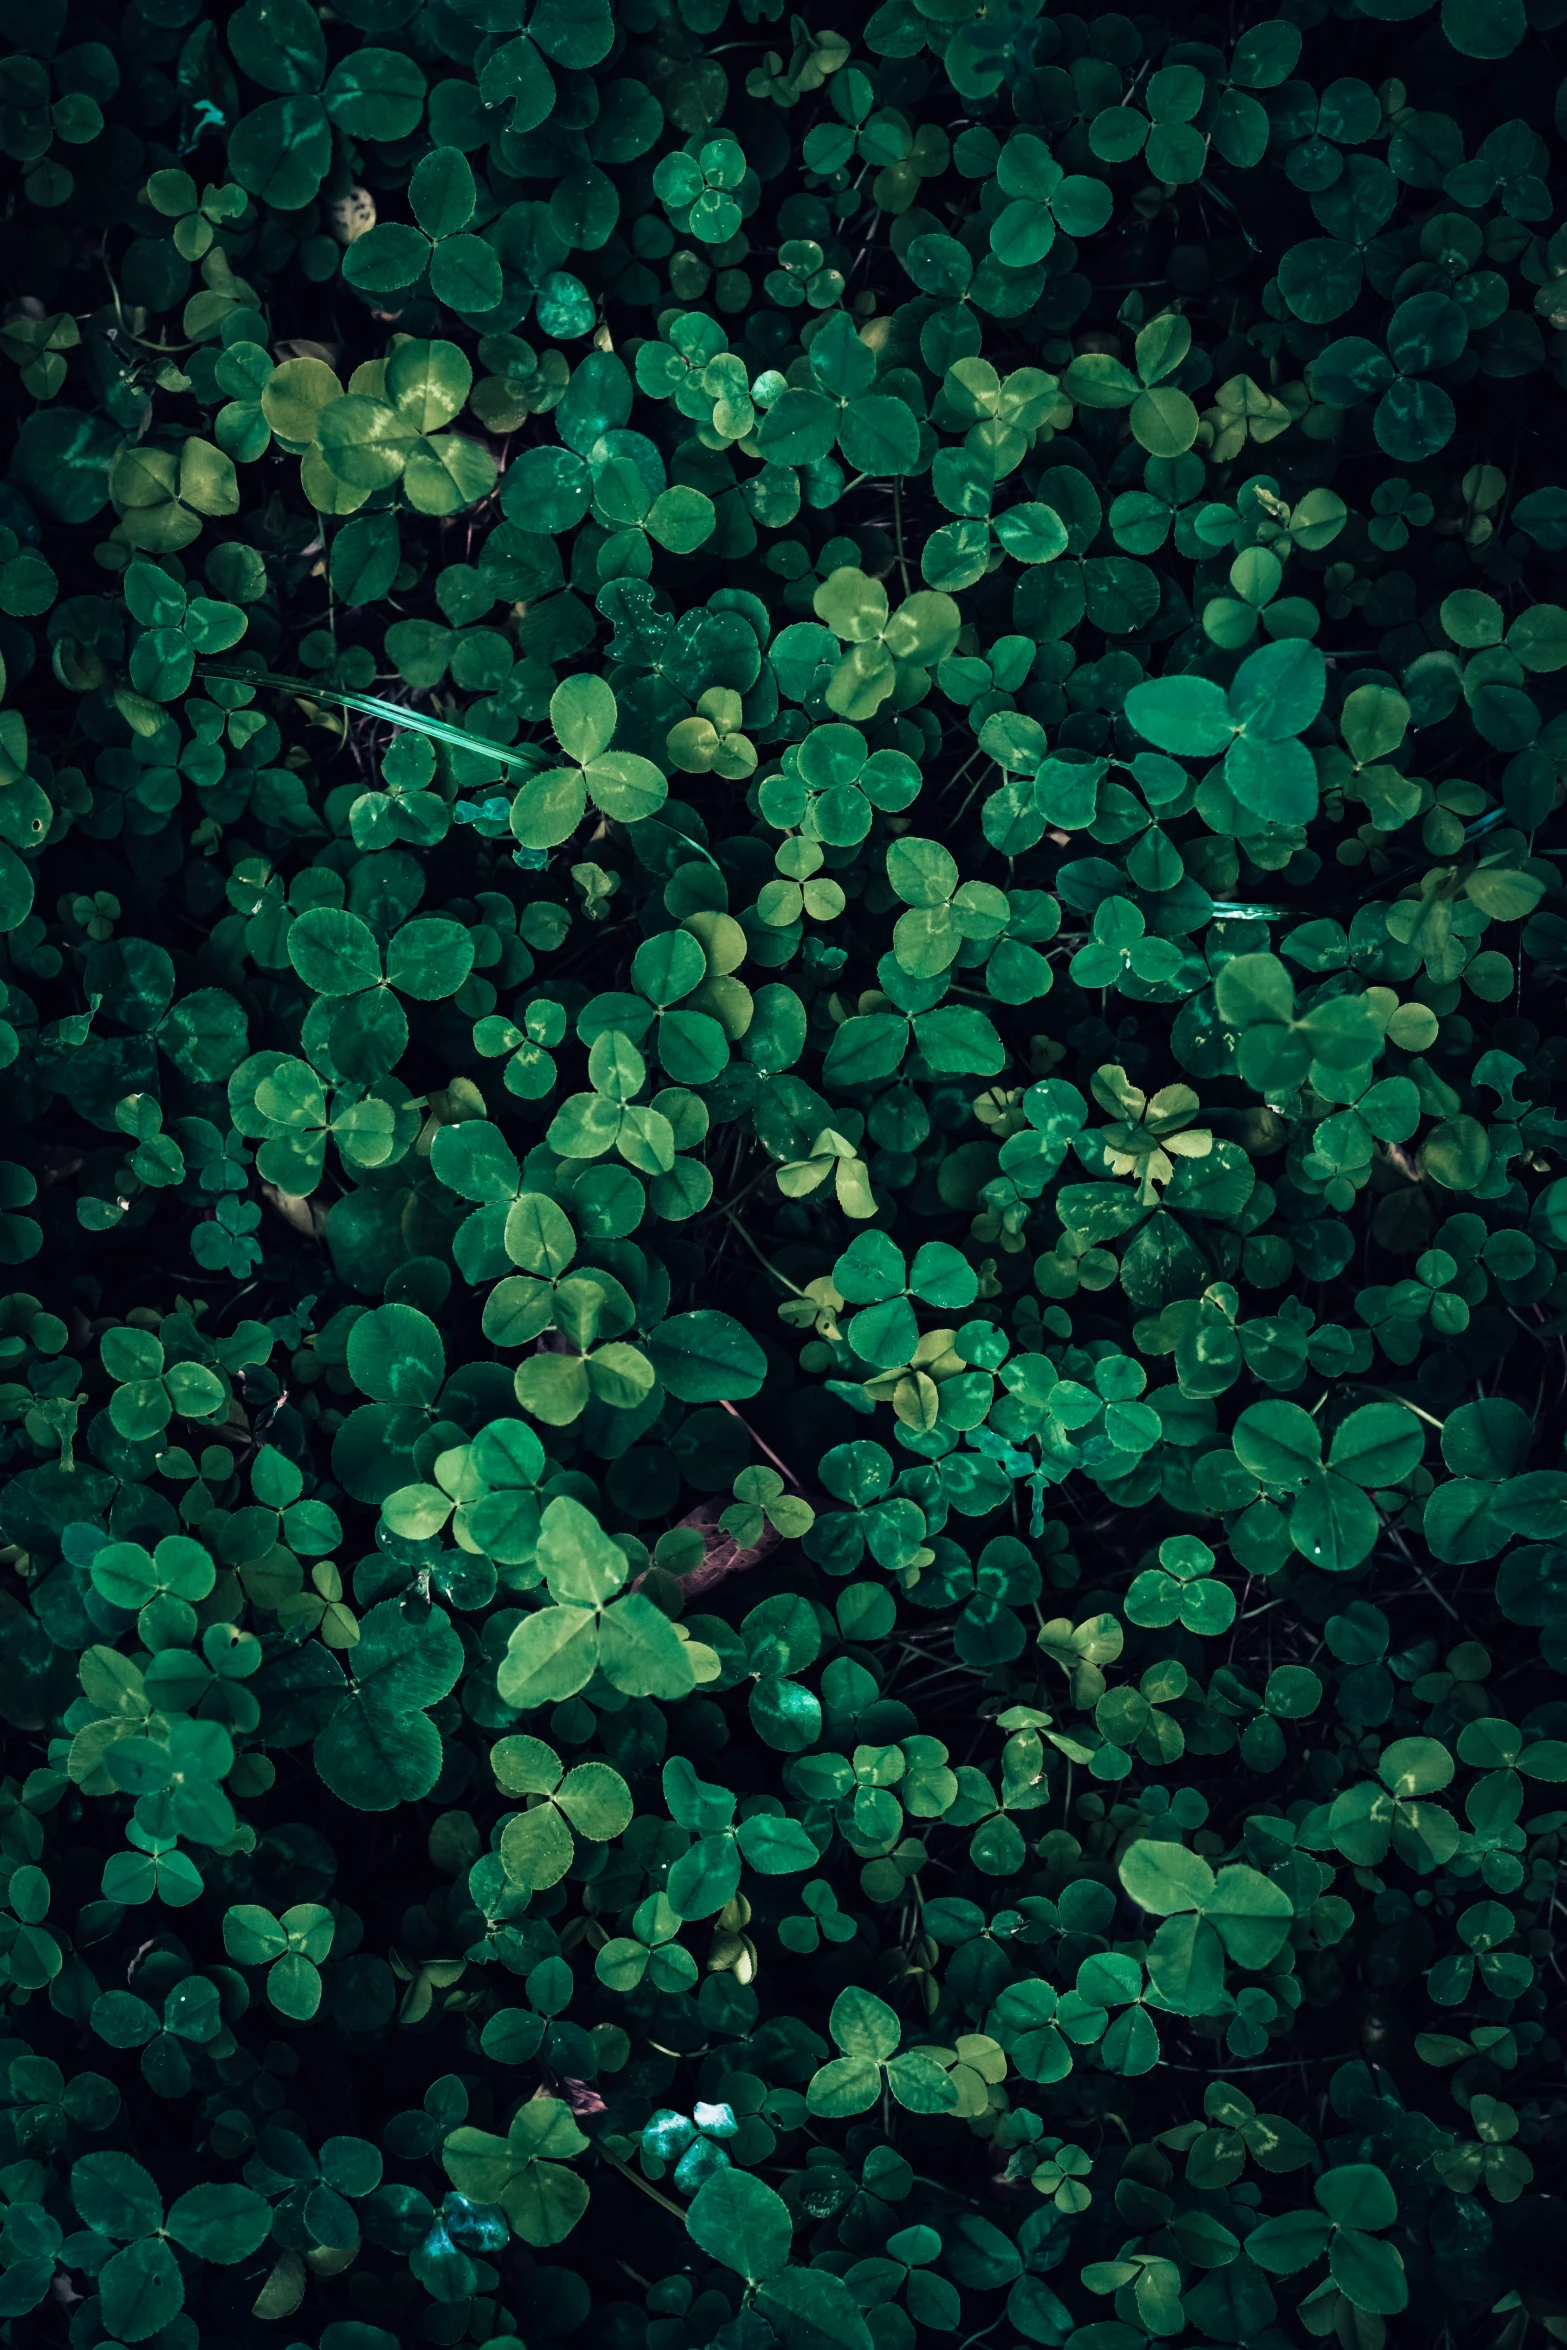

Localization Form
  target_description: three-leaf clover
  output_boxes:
[660,1752,819,1920]
[886,835,1011,978]
[108,436,240,555]
[497,1496,719,1710]
[1063,312,1201,460]
[286,903,475,1081]
[86,1530,216,1647]
[666,687,757,779]
[510,676,667,850]
[989,130,1113,265]
[653,135,749,243]
[222,1901,335,2018]
[68,2152,272,2338]
[1125,637,1328,826]
[1311,292,1469,462]
[1125,1535,1237,1635]
[1433,2093,1535,2201]
[777,1877,858,1955]
[592,457,716,578]
[1068,897,1197,997]
[1055,1951,1162,2075]
[719,1466,816,1550]
[439,2097,590,2248]
[99,1326,227,1443]
[124,561,247,700]
[1117,1838,1294,2016]
[1230,1397,1424,1574]
[806,1988,959,2117]
[493,1733,632,1890]
[1326,1733,1463,1873]
[595,1892,699,1995]
[753,312,925,482]
[1084,1064,1213,1201]
[758,720,921,847]
[343,146,501,313]
[1246,2163,1408,2316]
[1212,949,1385,1094]
[811,568,962,720]
[1160,2079,1316,2189]
[235,1052,415,1195]
[829,1227,979,1370]
[313,337,495,517]
[142,167,248,261]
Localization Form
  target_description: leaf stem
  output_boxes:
[718,1202,802,1289]
[597,2144,688,2220]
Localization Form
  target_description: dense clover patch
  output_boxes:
[0,0,1564,2345]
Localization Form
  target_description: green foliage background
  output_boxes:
[0,0,1566,2344]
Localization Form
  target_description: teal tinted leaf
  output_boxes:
[289,907,381,994]
[598,1592,709,1699]
[323,49,428,138]
[500,1802,574,1890]
[555,1759,632,1838]
[411,147,477,239]
[903,234,972,297]
[757,389,839,466]
[1374,375,1456,461]
[159,990,249,1082]
[1118,1841,1214,1914]
[687,2168,793,2282]
[430,234,504,313]
[1233,1400,1321,1486]
[165,2184,273,2262]
[993,503,1069,562]
[647,485,714,552]
[736,1813,819,1872]
[351,1599,464,1715]
[1327,1402,1423,1486]
[886,2050,961,2111]
[1310,336,1395,407]
[386,917,475,1000]
[99,2237,184,2343]
[1247,2209,1332,2275]
[1229,637,1326,740]
[1205,1864,1294,1964]
[756,2266,874,2350]
[1289,1472,1380,1573]
[1225,733,1318,825]
[1330,2231,1408,2315]
[537,1494,628,1606]
[1440,0,1523,51]
[315,1697,442,1808]
[347,1304,444,1405]
[342,223,430,295]
[71,2151,163,2239]
[1125,676,1233,755]
[838,396,921,476]
[1054,175,1113,236]
[497,1607,602,1708]
[430,1121,521,1203]
[228,0,326,93]
[831,1986,900,2060]
[1279,240,1363,322]
[647,1312,765,1401]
